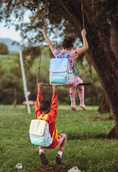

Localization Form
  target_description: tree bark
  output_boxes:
[107,18,118,138]
[110,18,118,59]
[98,18,118,116]
[98,93,110,114]
[57,0,118,138]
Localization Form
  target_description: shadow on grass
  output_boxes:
[67,133,108,140]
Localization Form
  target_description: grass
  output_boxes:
[0,105,118,172]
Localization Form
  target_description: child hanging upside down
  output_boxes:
[35,83,67,165]
[42,27,89,111]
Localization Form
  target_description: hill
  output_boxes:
[0,38,21,52]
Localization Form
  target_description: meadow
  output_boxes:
[0,51,103,105]
[0,105,118,172]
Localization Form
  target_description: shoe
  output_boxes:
[39,153,49,165]
[68,166,81,172]
[56,155,63,165]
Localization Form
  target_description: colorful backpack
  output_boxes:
[29,119,52,147]
[49,51,77,85]
[29,114,58,147]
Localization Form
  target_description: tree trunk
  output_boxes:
[57,0,118,138]
[110,18,118,59]
[108,125,118,139]
[98,93,110,114]
[97,18,118,115]
[107,18,118,138]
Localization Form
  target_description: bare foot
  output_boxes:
[71,100,77,111]
[80,105,87,111]
[71,107,77,111]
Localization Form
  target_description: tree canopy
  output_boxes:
[0,0,118,45]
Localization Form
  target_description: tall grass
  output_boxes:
[0,105,118,172]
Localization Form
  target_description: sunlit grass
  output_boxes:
[0,105,117,172]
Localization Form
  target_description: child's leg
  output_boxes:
[76,77,86,111]
[70,75,84,111]
[70,87,77,111]
[56,133,67,165]
[39,146,44,154]
[44,133,67,165]
[39,146,49,165]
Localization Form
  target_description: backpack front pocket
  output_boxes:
[50,74,67,84]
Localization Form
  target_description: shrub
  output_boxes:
[0,42,9,54]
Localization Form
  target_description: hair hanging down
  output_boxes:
[40,99,51,111]
[61,36,76,49]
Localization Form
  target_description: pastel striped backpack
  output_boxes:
[29,115,58,147]
[29,119,52,147]
[49,51,77,85]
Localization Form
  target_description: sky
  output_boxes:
[0,22,21,41]
[0,11,60,44]
[0,11,31,42]
[0,11,78,45]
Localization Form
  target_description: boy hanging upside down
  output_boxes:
[35,83,67,165]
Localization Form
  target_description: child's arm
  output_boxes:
[46,85,58,124]
[76,29,89,54]
[35,83,44,119]
[42,27,55,53]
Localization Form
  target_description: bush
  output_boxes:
[0,74,23,104]
[0,42,9,54]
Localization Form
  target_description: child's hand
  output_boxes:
[81,29,86,37]
[52,85,57,92]
[42,27,46,34]
[38,83,44,91]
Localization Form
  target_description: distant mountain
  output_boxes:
[0,38,21,52]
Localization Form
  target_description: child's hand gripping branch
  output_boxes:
[52,84,57,92]
[38,82,44,92]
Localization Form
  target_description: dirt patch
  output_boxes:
[35,165,70,172]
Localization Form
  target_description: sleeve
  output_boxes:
[69,50,78,60]
[46,92,58,124]
[35,91,43,119]
[52,49,60,58]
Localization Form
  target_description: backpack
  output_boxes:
[49,51,77,85]
[29,119,52,147]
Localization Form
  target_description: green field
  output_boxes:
[0,52,103,105]
[0,105,118,172]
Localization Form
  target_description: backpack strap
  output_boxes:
[52,128,58,141]
[38,114,48,121]
[57,51,70,58]
[38,114,58,140]
[57,52,61,58]
[63,51,70,58]
[73,63,77,76]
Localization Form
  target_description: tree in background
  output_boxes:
[86,0,118,114]
[0,0,118,138]
[0,43,9,54]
